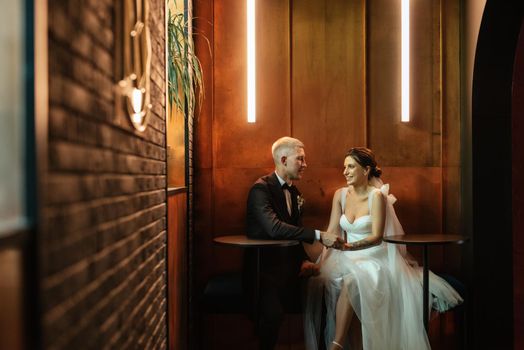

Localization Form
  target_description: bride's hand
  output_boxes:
[342,242,352,251]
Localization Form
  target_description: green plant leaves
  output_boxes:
[167,9,205,119]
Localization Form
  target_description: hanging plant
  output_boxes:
[167,5,205,118]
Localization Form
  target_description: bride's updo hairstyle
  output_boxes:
[346,147,382,179]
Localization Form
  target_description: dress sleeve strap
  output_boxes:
[368,188,381,213]
[340,187,348,211]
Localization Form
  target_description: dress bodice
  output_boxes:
[339,188,377,242]
[340,214,372,238]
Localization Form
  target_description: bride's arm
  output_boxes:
[344,190,385,250]
[326,188,343,234]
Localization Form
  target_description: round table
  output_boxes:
[214,235,299,248]
[213,235,299,316]
[383,234,469,331]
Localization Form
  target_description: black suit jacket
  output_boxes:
[246,172,316,242]
[244,173,315,312]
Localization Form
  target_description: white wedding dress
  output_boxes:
[304,185,463,350]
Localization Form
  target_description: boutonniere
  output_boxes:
[297,194,305,213]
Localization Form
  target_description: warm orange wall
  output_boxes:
[193,0,217,292]
[193,0,460,292]
[441,0,462,275]
[167,107,186,188]
[368,0,440,166]
[292,0,367,157]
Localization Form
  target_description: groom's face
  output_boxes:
[283,147,307,180]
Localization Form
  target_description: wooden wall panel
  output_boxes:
[193,0,215,294]
[194,0,214,170]
[193,169,214,289]
[212,168,272,235]
[168,192,188,350]
[380,167,442,235]
[167,107,186,187]
[214,0,290,169]
[411,0,441,165]
[213,0,247,168]
[292,0,367,167]
[441,0,462,276]
[211,168,271,275]
[368,0,441,167]
[367,0,401,164]
[254,0,291,134]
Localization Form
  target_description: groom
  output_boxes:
[245,136,342,350]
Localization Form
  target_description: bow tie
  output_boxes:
[282,183,292,190]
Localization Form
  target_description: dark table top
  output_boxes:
[213,235,300,248]
[383,234,469,245]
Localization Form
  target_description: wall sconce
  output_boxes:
[401,0,410,122]
[115,0,152,132]
[247,0,256,123]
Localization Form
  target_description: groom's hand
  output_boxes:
[298,260,320,277]
[320,231,345,249]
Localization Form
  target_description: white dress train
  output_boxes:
[304,185,463,350]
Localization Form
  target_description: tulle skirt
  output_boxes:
[304,243,462,350]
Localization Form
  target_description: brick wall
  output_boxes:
[40,0,167,348]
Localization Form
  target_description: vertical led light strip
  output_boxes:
[401,0,410,122]
[247,0,256,123]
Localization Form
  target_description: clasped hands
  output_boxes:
[298,232,346,278]
[320,231,347,250]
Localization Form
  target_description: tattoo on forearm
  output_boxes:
[350,238,380,250]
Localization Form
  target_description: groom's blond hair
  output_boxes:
[271,137,304,165]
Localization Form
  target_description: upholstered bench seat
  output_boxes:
[202,272,248,313]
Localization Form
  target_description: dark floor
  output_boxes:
[202,310,463,350]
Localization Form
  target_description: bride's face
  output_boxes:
[343,156,368,186]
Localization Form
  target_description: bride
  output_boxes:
[304,147,463,350]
